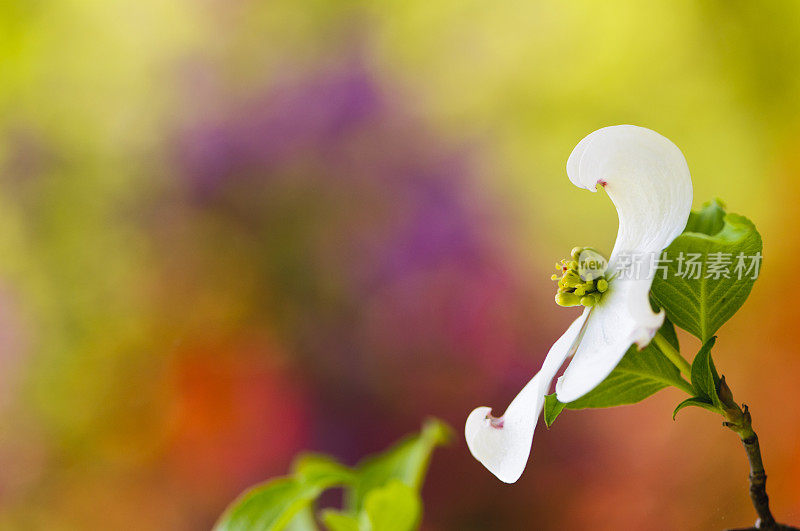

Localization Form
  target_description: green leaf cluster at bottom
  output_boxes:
[214,419,450,531]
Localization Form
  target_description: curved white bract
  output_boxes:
[465,313,588,483]
[557,125,692,402]
[466,125,693,482]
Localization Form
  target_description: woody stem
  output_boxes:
[723,405,799,530]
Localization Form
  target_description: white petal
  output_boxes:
[465,313,589,483]
[567,125,693,258]
[556,125,692,403]
[554,277,665,403]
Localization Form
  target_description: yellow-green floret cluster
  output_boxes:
[551,247,609,307]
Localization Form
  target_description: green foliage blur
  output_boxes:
[2,1,800,529]
[215,420,449,531]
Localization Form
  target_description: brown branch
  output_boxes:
[740,430,774,528]
[722,404,799,531]
[727,526,800,531]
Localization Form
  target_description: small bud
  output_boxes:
[570,247,584,260]
[556,292,581,307]
[596,278,609,292]
[580,295,596,307]
[718,375,738,409]
[574,285,586,297]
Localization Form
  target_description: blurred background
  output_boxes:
[1,1,799,529]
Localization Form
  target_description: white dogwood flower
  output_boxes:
[465,125,693,483]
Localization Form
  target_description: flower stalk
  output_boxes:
[652,332,693,379]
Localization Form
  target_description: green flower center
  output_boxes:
[551,247,610,307]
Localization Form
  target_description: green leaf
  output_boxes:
[346,419,450,512]
[690,336,721,406]
[214,478,327,531]
[651,200,763,342]
[543,393,566,427]
[284,507,319,531]
[292,454,357,486]
[323,481,423,531]
[320,511,359,531]
[684,198,727,235]
[215,455,354,531]
[564,342,685,409]
[672,396,719,420]
[544,320,691,425]
[361,480,421,531]
[216,421,449,531]
[673,338,725,420]
[565,328,687,409]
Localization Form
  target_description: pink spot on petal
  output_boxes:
[487,413,504,429]
[597,179,607,188]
